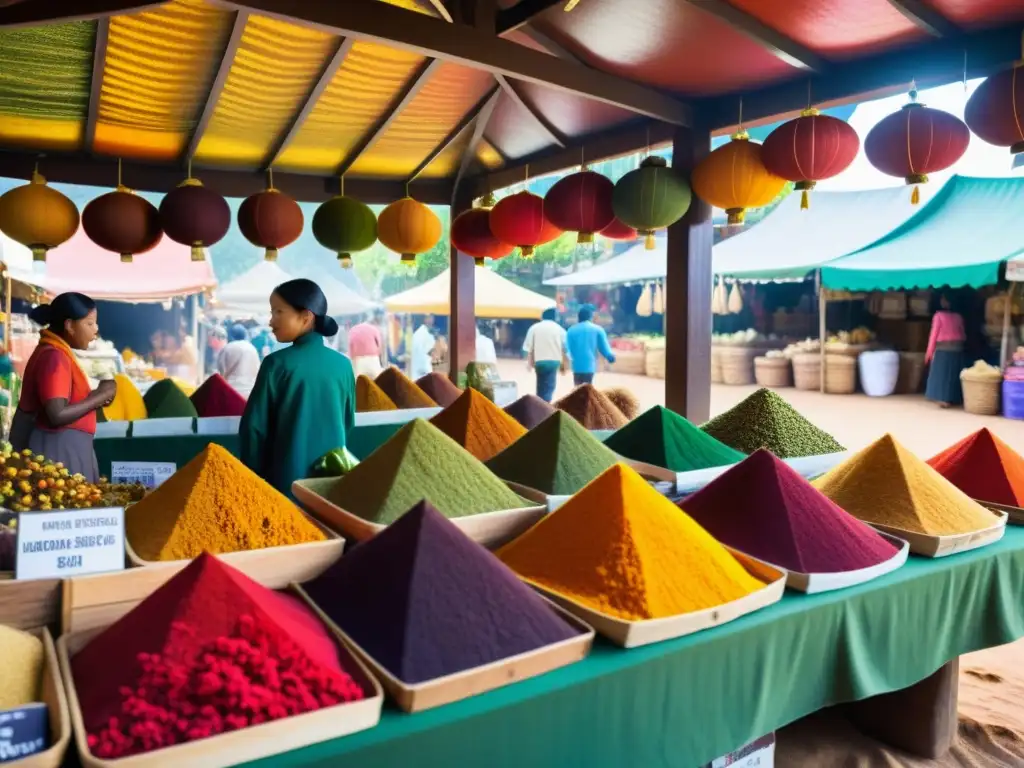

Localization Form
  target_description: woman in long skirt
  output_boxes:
[924,294,967,408]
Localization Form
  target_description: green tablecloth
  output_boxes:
[232,529,1024,768]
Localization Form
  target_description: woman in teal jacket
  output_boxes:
[240,279,356,496]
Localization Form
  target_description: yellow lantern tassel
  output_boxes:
[520,245,535,259]
[578,232,594,244]
[726,208,745,225]
[120,253,133,264]
[910,185,920,205]
[265,247,278,261]
[401,253,417,266]
[191,244,205,262]
[800,189,810,210]
[474,257,485,267]
[339,253,353,269]
[644,231,656,250]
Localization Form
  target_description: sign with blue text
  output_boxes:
[15,507,125,580]
[0,703,48,762]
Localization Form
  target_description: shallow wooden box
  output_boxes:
[293,584,594,713]
[867,510,1008,558]
[523,550,786,648]
[974,500,1024,526]
[293,477,546,549]
[57,588,384,768]
[760,533,909,594]
[4,628,71,768]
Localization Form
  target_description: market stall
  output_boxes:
[214,261,377,318]
[384,267,555,319]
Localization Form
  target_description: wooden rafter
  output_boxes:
[184,9,248,162]
[216,0,692,125]
[495,73,566,147]
[495,0,562,35]
[0,0,164,27]
[685,0,826,72]
[407,84,500,183]
[264,37,355,169]
[451,85,501,198]
[886,0,959,37]
[336,58,442,177]
[506,25,586,65]
[83,17,110,153]
[424,0,453,23]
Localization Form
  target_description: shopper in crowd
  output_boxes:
[217,323,261,399]
[523,307,568,402]
[11,293,115,481]
[410,314,436,379]
[476,323,498,365]
[566,305,615,387]
[240,279,355,497]
[925,293,967,408]
[349,310,386,378]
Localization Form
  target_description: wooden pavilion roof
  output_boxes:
[0,0,1022,204]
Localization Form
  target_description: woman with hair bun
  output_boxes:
[239,279,356,496]
[11,293,115,481]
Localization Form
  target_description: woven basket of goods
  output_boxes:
[645,346,665,379]
[609,348,646,376]
[710,345,724,384]
[719,347,757,386]
[791,353,821,391]
[896,352,926,394]
[824,354,856,395]
[960,362,1002,415]
[754,355,792,388]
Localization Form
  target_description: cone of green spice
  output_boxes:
[700,388,844,459]
[486,411,619,496]
[327,419,530,524]
[142,379,199,420]
[605,406,745,472]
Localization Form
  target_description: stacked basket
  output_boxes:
[754,356,791,388]
[961,369,1001,415]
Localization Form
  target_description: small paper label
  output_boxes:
[110,461,176,488]
[1007,258,1024,282]
[15,507,125,581]
[0,703,48,762]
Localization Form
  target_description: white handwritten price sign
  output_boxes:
[0,703,48,761]
[110,461,176,488]
[15,507,126,580]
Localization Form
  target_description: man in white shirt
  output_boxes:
[410,315,436,380]
[522,308,567,402]
[217,324,261,399]
[475,325,498,365]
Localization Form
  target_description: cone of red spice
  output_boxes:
[504,394,556,430]
[71,553,366,759]
[189,373,247,418]
[554,384,627,430]
[680,449,899,574]
[927,428,1024,508]
[415,372,462,407]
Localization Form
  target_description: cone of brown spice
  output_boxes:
[375,367,437,409]
[416,372,462,407]
[504,394,557,430]
[555,384,628,430]
[356,375,397,412]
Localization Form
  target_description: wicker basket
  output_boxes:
[710,346,724,384]
[896,352,926,394]
[608,348,646,376]
[961,373,1001,415]
[792,353,821,391]
[645,347,665,379]
[825,342,870,358]
[824,354,857,394]
[754,356,792,388]
[719,347,757,385]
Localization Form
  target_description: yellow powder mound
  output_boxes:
[429,388,527,462]
[0,625,43,709]
[813,434,1000,535]
[170,377,196,398]
[356,375,397,412]
[125,444,326,561]
[498,463,764,620]
[102,373,148,421]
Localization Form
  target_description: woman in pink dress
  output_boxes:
[924,294,967,408]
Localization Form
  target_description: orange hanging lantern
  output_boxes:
[0,169,80,262]
[377,196,441,266]
[692,131,786,225]
[488,191,561,259]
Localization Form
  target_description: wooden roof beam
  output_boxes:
[264,37,355,170]
[184,9,248,163]
[886,0,959,37]
[684,0,826,73]
[495,0,562,35]
[495,74,567,147]
[335,58,442,178]
[452,85,501,199]
[0,0,165,27]
[216,0,692,125]
[83,17,110,153]
[424,0,454,23]
[407,84,500,184]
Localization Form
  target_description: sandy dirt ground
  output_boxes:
[495,360,1024,765]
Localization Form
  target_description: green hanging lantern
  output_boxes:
[312,193,378,268]
[611,156,692,250]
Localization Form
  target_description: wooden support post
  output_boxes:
[818,282,828,393]
[449,192,476,385]
[665,125,713,423]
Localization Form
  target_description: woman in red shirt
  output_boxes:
[11,293,116,481]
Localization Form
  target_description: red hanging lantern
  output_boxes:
[82,185,162,264]
[762,109,860,209]
[488,191,561,259]
[864,90,970,204]
[159,174,230,262]
[964,65,1024,154]
[237,180,303,261]
[452,194,514,267]
[543,169,615,244]
[599,217,637,241]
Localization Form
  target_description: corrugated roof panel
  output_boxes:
[192,15,337,167]
[348,63,495,178]
[275,41,426,173]
[0,21,94,151]
[418,123,473,179]
[93,0,234,160]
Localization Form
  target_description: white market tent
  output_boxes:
[215,261,376,317]
[385,268,555,319]
[545,239,666,287]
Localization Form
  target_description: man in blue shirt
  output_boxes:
[565,305,615,386]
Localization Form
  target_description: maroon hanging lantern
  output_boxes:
[599,217,638,241]
[82,185,162,263]
[964,65,1024,154]
[543,169,615,244]
[864,90,970,204]
[762,109,860,209]
[237,183,303,261]
[159,175,231,262]
[452,195,514,267]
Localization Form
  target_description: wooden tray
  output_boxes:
[5,628,72,768]
[0,577,62,631]
[293,584,594,713]
[57,587,384,768]
[523,549,786,648]
[293,477,545,549]
[760,533,909,594]
[973,500,1024,525]
[867,511,1008,558]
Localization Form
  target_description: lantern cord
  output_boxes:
[267,168,275,191]
[187,158,192,180]
[806,80,812,110]
[340,175,345,196]
[645,126,650,157]
[117,157,122,188]
[405,181,410,198]
[737,97,743,131]
[962,50,968,92]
